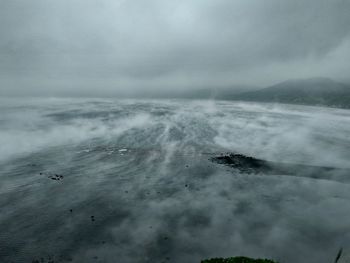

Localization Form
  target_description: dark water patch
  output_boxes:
[45,109,127,122]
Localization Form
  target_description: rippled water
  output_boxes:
[0,98,350,263]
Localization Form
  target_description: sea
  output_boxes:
[1,98,350,263]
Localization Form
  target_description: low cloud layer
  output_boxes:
[1,0,350,96]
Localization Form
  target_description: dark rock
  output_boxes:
[48,174,64,181]
[211,153,350,182]
[211,154,271,174]
[334,248,342,263]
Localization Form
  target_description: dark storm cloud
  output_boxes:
[0,0,350,96]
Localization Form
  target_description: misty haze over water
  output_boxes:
[1,98,350,263]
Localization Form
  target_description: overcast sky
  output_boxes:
[1,0,350,96]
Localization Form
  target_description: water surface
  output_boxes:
[1,98,350,263]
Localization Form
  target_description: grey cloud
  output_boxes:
[0,0,350,96]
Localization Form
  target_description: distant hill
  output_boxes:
[234,78,350,109]
[179,85,259,100]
